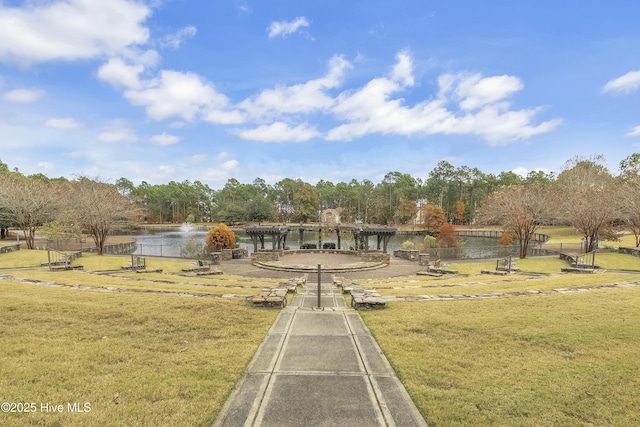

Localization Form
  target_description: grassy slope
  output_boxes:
[0,252,279,426]
[361,288,640,426]
[0,280,278,427]
[4,239,640,426]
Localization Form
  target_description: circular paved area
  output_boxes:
[220,253,424,280]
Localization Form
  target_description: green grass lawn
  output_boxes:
[0,279,278,427]
[361,287,640,426]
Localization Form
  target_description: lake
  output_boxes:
[120,226,524,259]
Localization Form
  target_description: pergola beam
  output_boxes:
[244,225,396,253]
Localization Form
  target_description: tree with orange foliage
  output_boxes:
[206,223,236,251]
[436,224,461,248]
[422,204,446,233]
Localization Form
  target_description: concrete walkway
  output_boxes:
[213,280,428,427]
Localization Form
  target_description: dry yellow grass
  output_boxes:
[0,279,278,427]
[361,287,640,426]
[364,272,640,297]
[8,269,277,296]
[0,250,50,269]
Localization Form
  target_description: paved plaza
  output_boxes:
[219,253,425,281]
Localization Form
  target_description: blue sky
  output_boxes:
[1,0,639,186]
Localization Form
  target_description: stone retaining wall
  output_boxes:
[619,247,640,257]
[0,244,20,254]
[393,249,420,261]
[359,252,390,264]
[251,251,281,262]
[250,248,390,266]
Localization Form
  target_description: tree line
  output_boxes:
[1,153,640,257]
[112,162,557,226]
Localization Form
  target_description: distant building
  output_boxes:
[320,208,342,225]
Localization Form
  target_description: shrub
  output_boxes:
[423,235,437,248]
[206,223,236,251]
[402,240,416,250]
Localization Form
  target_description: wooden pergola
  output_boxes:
[345,226,396,253]
[244,225,396,253]
[245,226,289,252]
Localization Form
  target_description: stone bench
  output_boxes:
[251,288,288,308]
[277,281,298,293]
[350,288,386,310]
[426,260,458,275]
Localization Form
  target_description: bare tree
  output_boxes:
[69,177,136,255]
[618,177,640,247]
[479,184,553,258]
[556,155,618,253]
[0,173,62,249]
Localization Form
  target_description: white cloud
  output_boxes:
[391,51,414,86]
[239,55,351,120]
[97,49,559,146]
[326,54,561,144]
[160,26,197,49]
[124,70,235,122]
[45,118,80,130]
[235,122,320,142]
[3,88,45,103]
[268,17,310,39]
[198,160,240,181]
[217,152,229,160]
[603,70,640,95]
[149,132,181,146]
[626,126,640,137]
[450,73,524,110]
[0,0,151,64]
[201,109,245,125]
[97,127,137,142]
[97,57,145,89]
